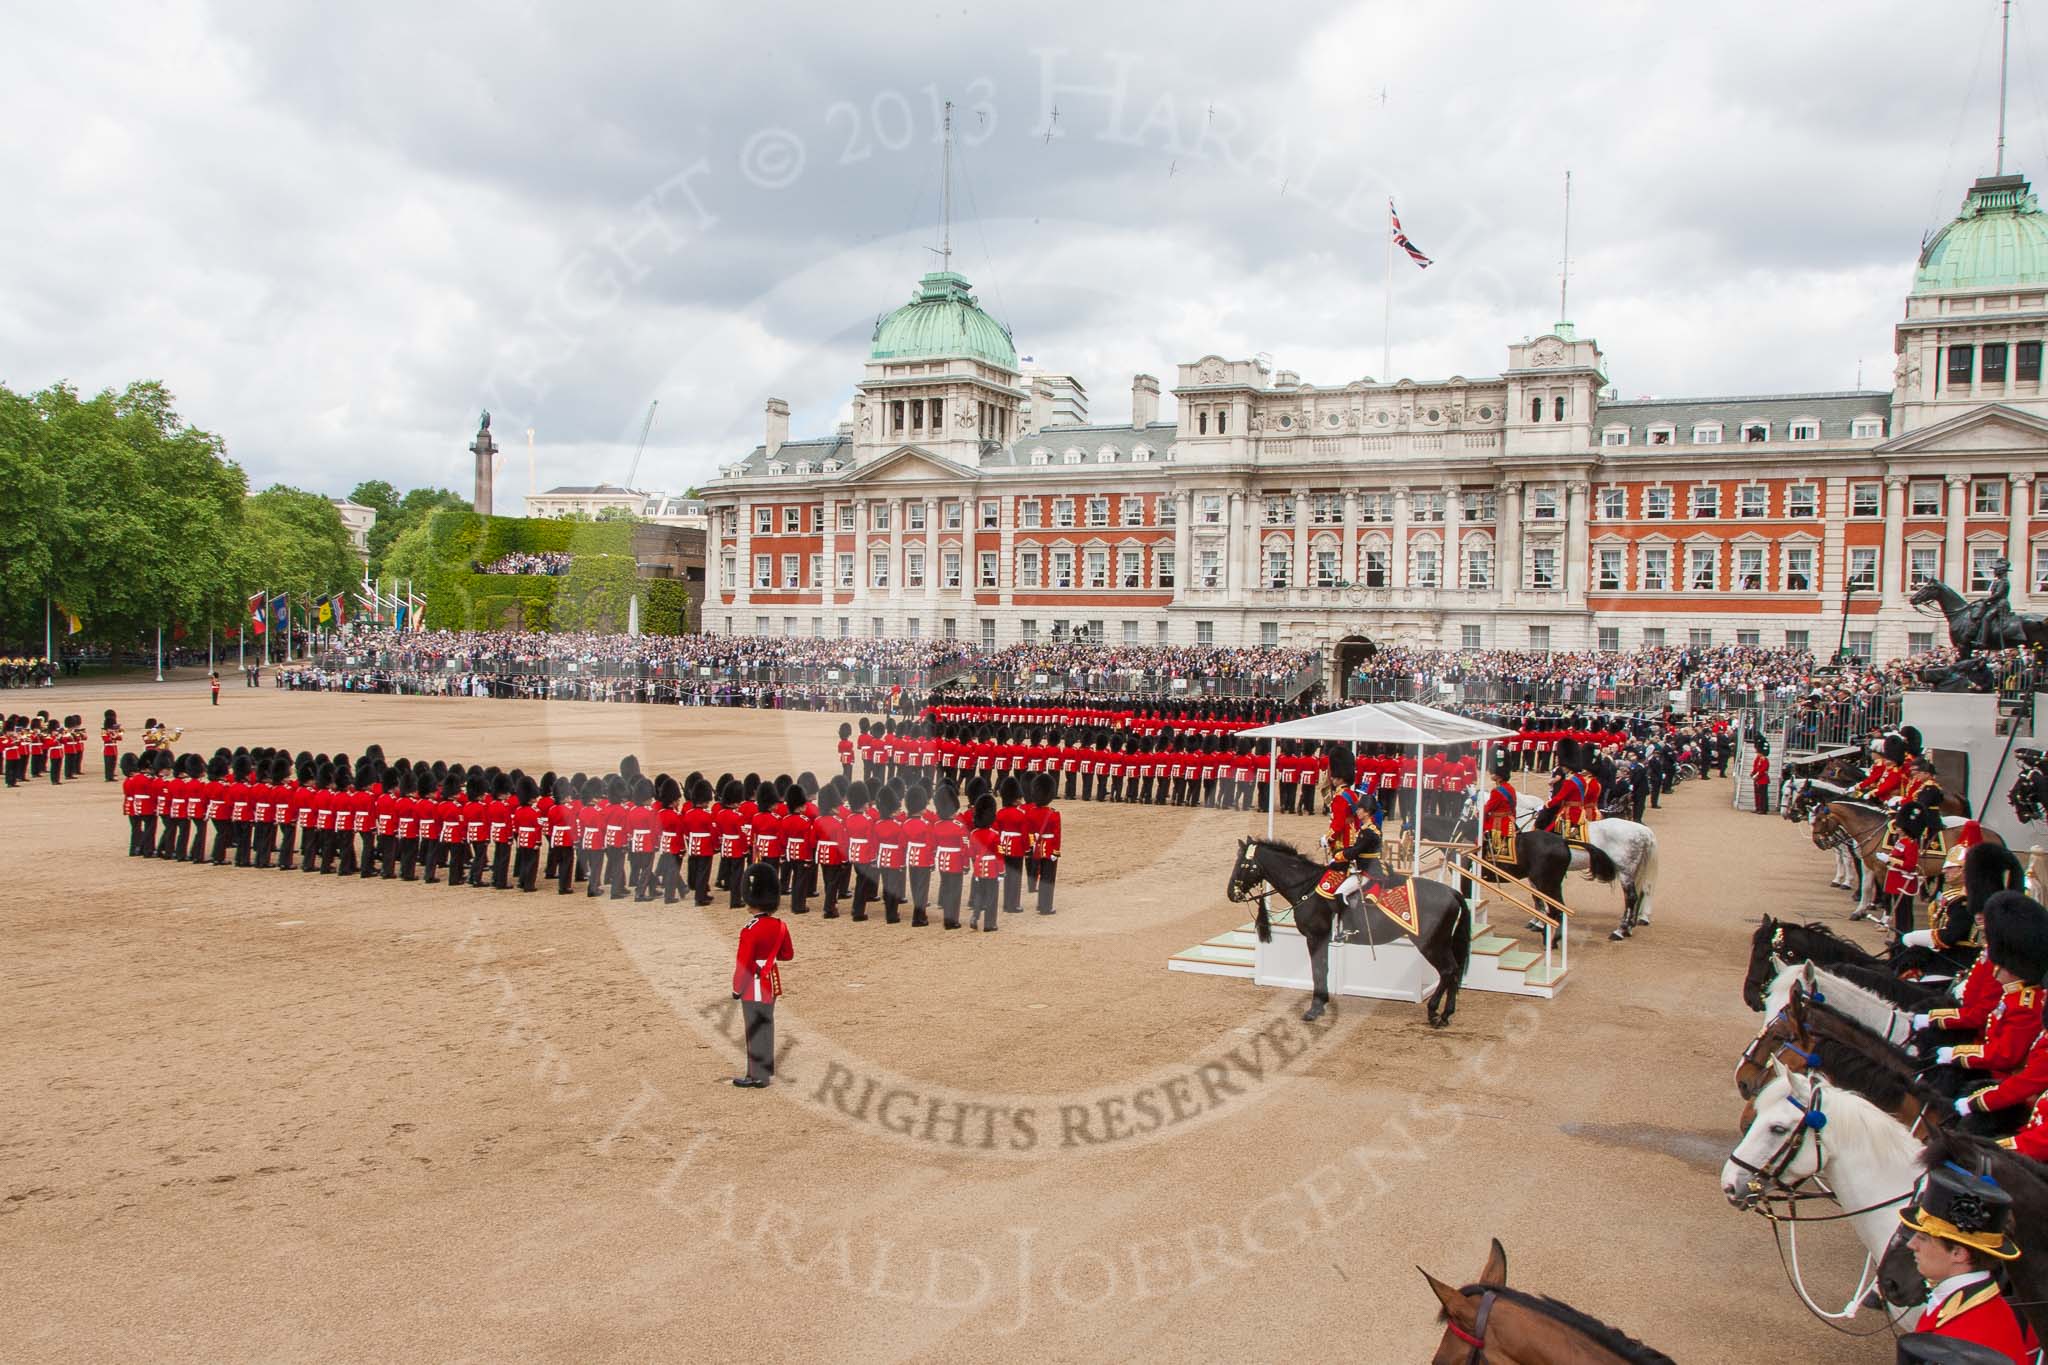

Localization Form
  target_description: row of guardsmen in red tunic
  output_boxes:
[840,714,1512,820]
[116,745,1062,926]
[2,711,93,787]
[1901,886,2048,1162]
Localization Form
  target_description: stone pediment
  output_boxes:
[841,446,975,483]
[1877,403,2048,455]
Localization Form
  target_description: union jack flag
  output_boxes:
[1390,199,1432,269]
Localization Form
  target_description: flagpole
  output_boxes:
[156,624,163,683]
[1381,210,1394,380]
[44,596,51,667]
[263,591,271,670]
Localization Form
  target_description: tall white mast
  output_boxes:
[940,100,953,272]
[1998,0,2013,175]
[1559,170,1573,321]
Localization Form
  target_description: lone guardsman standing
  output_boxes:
[731,863,794,1089]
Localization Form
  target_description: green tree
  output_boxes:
[366,486,464,577]
[235,485,356,611]
[0,379,246,649]
[348,479,399,518]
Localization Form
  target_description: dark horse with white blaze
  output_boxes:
[1226,838,1473,1028]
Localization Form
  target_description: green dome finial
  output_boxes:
[1912,174,2048,294]
[870,271,1018,369]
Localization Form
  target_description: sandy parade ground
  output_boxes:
[4,676,1915,1361]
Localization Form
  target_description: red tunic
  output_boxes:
[873,815,905,871]
[732,914,794,1003]
[1931,958,2004,1035]
[1912,1275,2036,1362]
[811,813,846,866]
[1955,984,2046,1079]
[968,825,1003,879]
[932,817,968,874]
[512,805,543,849]
[781,809,814,862]
[682,803,716,857]
[714,806,746,858]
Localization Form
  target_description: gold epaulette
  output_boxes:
[1928,1007,1963,1022]
[1952,1045,1986,1061]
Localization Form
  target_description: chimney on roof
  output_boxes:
[1131,373,1159,428]
[765,398,790,459]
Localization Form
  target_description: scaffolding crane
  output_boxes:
[625,400,659,490]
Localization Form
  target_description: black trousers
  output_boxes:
[128,814,146,856]
[468,841,489,887]
[422,838,445,883]
[742,1001,776,1082]
[516,845,540,892]
[971,876,999,931]
[629,850,653,899]
[1035,858,1057,914]
[908,866,932,924]
[851,866,876,920]
[938,871,963,928]
[104,753,117,782]
[653,851,680,902]
[492,842,512,889]
[821,863,848,916]
[277,824,298,868]
[207,819,230,864]
[786,861,812,914]
[235,821,254,867]
[605,847,628,898]
[688,854,713,904]
[882,865,905,924]
[253,820,274,868]
[556,842,576,893]
[379,833,400,878]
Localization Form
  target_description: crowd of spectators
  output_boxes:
[973,642,1319,695]
[475,551,574,576]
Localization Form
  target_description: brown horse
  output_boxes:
[1734,984,1950,1140]
[1421,1239,1674,1364]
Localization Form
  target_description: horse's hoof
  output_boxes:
[1609,928,1628,941]
[1301,1004,1325,1023]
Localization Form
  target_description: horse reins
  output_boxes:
[1445,1289,1496,1362]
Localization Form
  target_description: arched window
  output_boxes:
[1217,409,1229,435]
[1409,531,1443,589]
[1462,534,1495,590]
[1360,532,1392,588]
[1530,396,1543,422]
[1553,395,1566,422]
[1198,412,1209,435]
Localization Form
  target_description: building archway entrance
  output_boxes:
[1334,635,1377,700]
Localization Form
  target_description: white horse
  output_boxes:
[1721,1068,1925,1327]
[1761,960,1924,1049]
[1513,793,1662,937]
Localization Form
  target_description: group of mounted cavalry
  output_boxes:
[1727,715,2048,1358]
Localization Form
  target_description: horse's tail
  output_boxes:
[1255,898,1272,944]
[1956,790,1973,818]
[1636,829,1659,894]
[1583,842,1618,884]
[1452,893,1473,981]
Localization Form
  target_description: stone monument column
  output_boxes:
[469,413,497,515]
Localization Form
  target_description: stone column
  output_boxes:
[1341,489,1359,585]
[1224,491,1245,596]
[924,497,940,607]
[1391,486,1411,590]
[1564,481,1590,602]
[2012,472,2035,610]
[1498,481,1522,606]
[888,497,904,602]
[820,496,837,606]
[1441,482,1463,593]
[851,499,869,615]
[1944,473,1968,593]
[1293,490,1311,589]
[1172,490,1192,603]
[1881,474,1907,608]
[735,502,753,611]
[1244,491,1264,591]
[998,494,1014,609]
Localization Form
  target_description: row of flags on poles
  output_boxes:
[243,587,418,635]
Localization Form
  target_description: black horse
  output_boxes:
[1226,838,1472,1028]
[1739,915,1891,1011]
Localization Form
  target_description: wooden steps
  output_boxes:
[1168,903,1566,998]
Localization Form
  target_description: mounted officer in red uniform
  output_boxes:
[1535,739,1591,841]
[1479,756,1518,865]
[1896,1162,2036,1363]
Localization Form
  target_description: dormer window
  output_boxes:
[1850,417,1885,439]
[1131,445,1152,463]
[822,459,842,472]
[1030,450,1049,466]
[794,461,812,474]
[1647,425,1674,445]
[1063,448,1083,465]
[1787,419,1820,441]
[1741,422,1769,443]
[766,462,785,476]
[1601,426,1629,447]
[1096,447,1116,464]
[1692,423,1723,444]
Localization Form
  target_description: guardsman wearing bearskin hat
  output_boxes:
[1480,754,1519,866]
[731,863,794,1089]
[1537,739,1591,841]
[1937,891,2048,1135]
[1321,749,1376,861]
[1896,1162,2036,1361]
[1854,730,1908,804]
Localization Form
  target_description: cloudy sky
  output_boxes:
[3,1,2040,504]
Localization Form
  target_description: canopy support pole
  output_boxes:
[1266,739,1278,839]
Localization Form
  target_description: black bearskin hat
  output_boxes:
[998,776,1021,806]
[655,775,680,806]
[1900,725,1924,756]
[932,783,959,819]
[845,780,869,809]
[874,785,899,818]
[904,784,929,815]
[1882,734,1907,766]
[102,708,116,726]
[743,862,780,912]
[1984,890,2048,983]
[1032,773,1056,807]
[1327,748,1357,785]
[972,793,997,829]
[119,752,137,776]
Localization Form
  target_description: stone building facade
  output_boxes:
[705,173,2048,664]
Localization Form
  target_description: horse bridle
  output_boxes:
[1734,1009,1822,1100]
[1727,1081,1833,1207]
[1445,1289,1497,1363]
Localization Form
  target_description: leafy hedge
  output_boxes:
[404,511,684,634]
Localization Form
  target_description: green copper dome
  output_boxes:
[1912,174,2048,294]
[870,271,1017,369]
